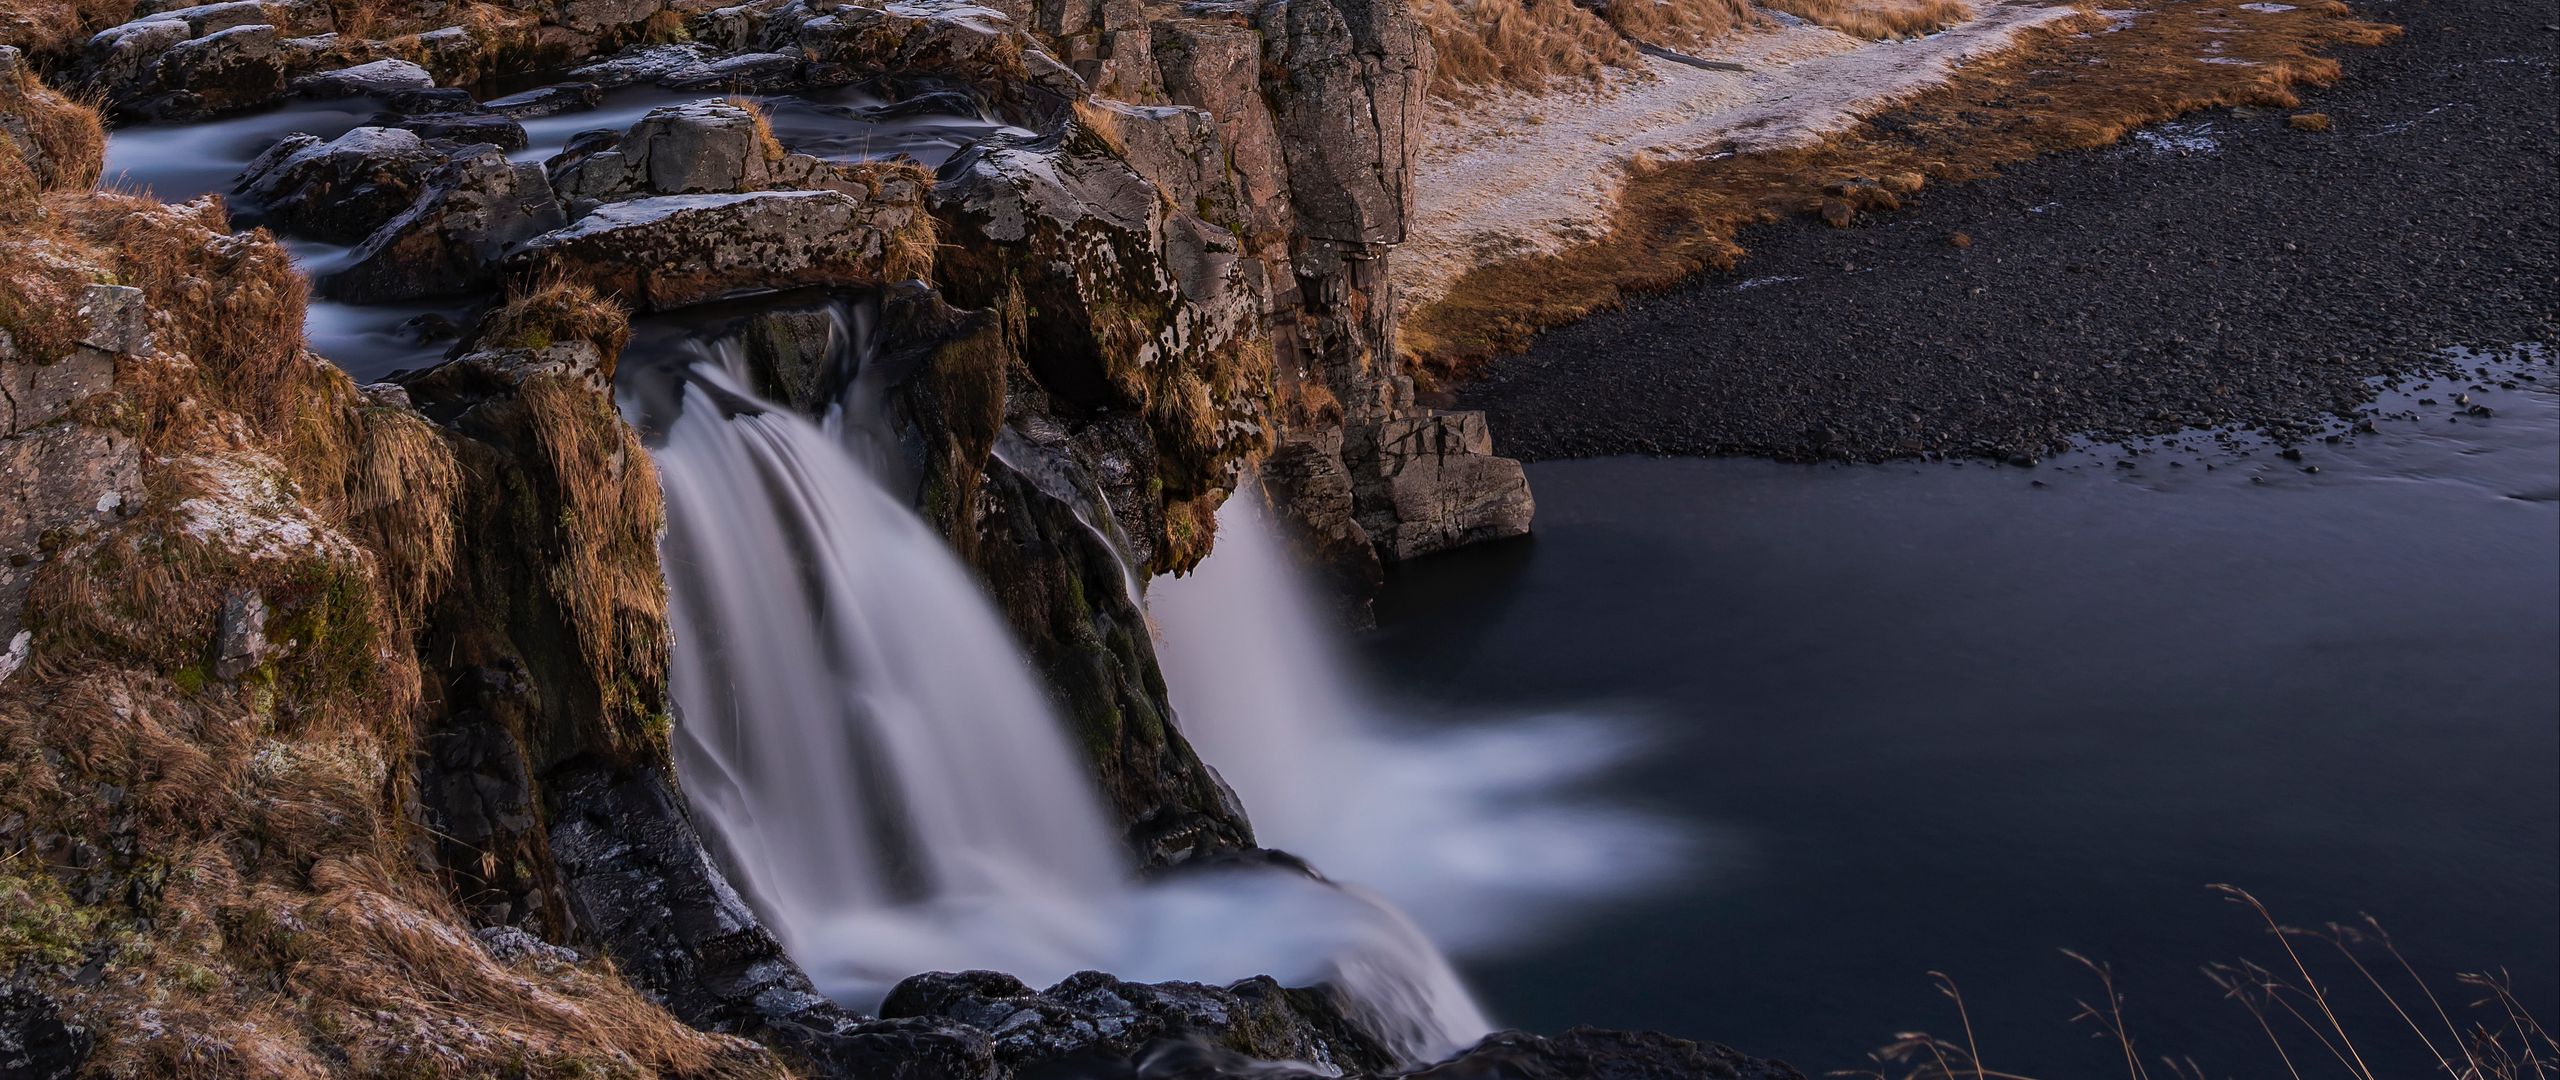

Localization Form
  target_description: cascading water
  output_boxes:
[1149,493,1691,955]
[632,310,1490,1065]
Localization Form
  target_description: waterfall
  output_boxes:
[1149,492,1690,955]
[633,313,1490,1065]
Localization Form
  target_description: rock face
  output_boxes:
[325,144,566,301]
[509,189,924,309]
[0,285,144,688]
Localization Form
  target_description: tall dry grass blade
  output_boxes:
[1931,971,1992,1080]
[2211,884,2379,1079]
[2062,949,2151,1080]
[2308,920,2465,1076]
[2207,961,2307,1080]
[2366,915,2486,1076]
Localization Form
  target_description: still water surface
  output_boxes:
[1365,361,2559,1076]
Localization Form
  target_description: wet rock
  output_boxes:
[1412,1027,1805,1080]
[290,57,435,98]
[544,763,998,1074]
[390,111,533,151]
[549,99,903,206]
[662,50,804,90]
[485,81,603,117]
[1355,412,1532,561]
[233,126,444,244]
[0,982,90,1080]
[508,189,925,310]
[569,42,730,89]
[326,145,567,302]
[883,969,1395,1077]
[97,19,304,121]
[795,0,1087,107]
[1260,435,1384,616]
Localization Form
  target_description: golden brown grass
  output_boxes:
[723,94,790,163]
[1763,0,1975,39]
[476,273,635,361]
[0,56,102,191]
[3,75,784,1078]
[1415,0,1760,97]
[1839,886,2558,1080]
[2289,111,2333,130]
[519,373,672,751]
[1406,0,2401,373]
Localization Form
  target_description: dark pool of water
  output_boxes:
[1364,357,2559,1077]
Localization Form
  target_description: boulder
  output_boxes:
[882,968,1395,1076]
[389,111,532,151]
[1412,1028,1806,1080]
[326,145,567,301]
[1353,411,1531,562]
[289,57,435,98]
[795,0,1087,107]
[484,81,603,117]
[507,189,928,310]
[233,125,444,244]
[548,98,910,209]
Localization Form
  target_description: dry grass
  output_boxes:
[519,374,671,752]
[722,94,790,163]
[1405,0,2400,372]
[1,54,103,192]
[2288,111,2333,130]
[1763,0,1975,39]
[3,75,782,1077]
[1838,886,2557,1080]
[0,0,148,59]
[1414,0,1762,97]
[475,273,635,361]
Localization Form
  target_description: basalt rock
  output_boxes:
[547,98,916,210]
[289,56,435,97]
[883,969,1396,1077]
[326,143,567,301]
[1412,1028,1808,1080]
[232,125,445,243]
[507,188,928,310]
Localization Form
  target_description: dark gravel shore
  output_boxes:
[1447,0,2560,462]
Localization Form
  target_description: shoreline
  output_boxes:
[1426,0,2554,462]
[1397,0,2076,319]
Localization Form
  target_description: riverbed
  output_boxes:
[1367,360,2559,1076]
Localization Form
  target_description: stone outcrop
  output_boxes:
[325,143,566,301]
[509,189,925,309]
[232,125,444,243]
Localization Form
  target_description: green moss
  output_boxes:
[0,863,103,970]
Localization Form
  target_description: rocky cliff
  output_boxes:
[0,1,1769,1074]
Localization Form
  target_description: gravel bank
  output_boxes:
[1446,0,2559,462]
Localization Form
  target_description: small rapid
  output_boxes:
[631,312,1491,1065]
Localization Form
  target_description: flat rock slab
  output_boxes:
[508,190,913,310]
